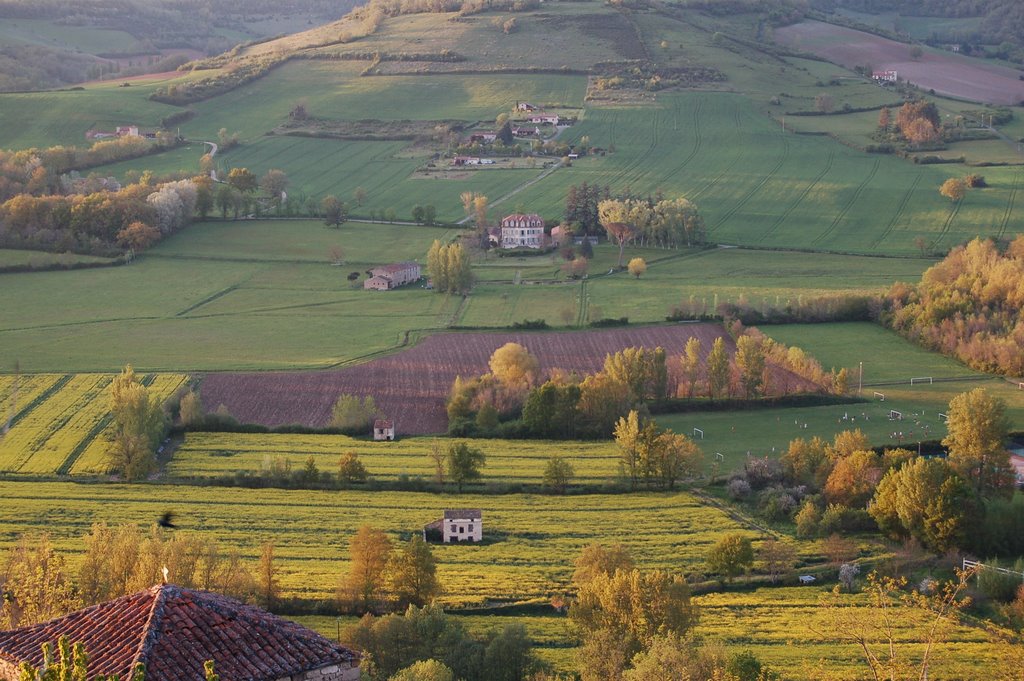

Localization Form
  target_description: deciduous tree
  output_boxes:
[387,535,440,607]
[705,533,755,583]
[543,455,575,494]
[943,388,1014,498]
[707,337,730,398]
[447,441,486,493]
[108,365,166,481]
[342,525,392,612]
[939,177,966,202]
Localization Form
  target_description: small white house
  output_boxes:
[871,70,898,83]
[442,509,482,543]
[373,419,394,441]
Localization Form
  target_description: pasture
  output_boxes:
[0,215,925,372]
[656,322,1024,472]
[167,433,622,485]
[0,249,114,268]
[0,482,753,605]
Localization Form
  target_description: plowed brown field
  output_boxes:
[775,20,1024,106]
[200,324,813,435]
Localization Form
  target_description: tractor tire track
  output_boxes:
[758,150,834,243]
[691,103,744,200]
[604,109,661,192]
[652,97,704,188]
[931,197,962,252]
[710,129,790,234]
[812,158,880,246]
[996,170,1021,241]
[869,171,923,249]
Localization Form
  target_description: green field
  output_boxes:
[167,432,620,485]
[0,373,188,476]
[0,249,114,268]
[295,585,1014,680]
[0,19,141,55]
[1,213,930,371]
[656,322,1024,472]
[0,482,753,605]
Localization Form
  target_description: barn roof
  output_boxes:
[0,584,357,681]
[374,418,394,429]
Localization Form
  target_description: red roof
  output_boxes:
[0,585,357,681]
[374,419,394,429]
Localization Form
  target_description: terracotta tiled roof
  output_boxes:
[0,585,358,681]
[374,419,393,429]
[372,262,419,275]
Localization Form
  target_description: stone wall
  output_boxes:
[275,661,360,681]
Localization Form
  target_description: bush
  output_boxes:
[977,558,1024,602]
[727,477,752,500]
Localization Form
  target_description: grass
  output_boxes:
[292,584,1014,679]
[656,322,1024,473]
[0,19,141,55]
[0,373,188,476]
[167,433,621,485]
[0,249,114,268]
[0,482,753,604]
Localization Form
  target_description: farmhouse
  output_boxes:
[872,70,898,83]
[364,262,421,290]
[373,418,395,441]
[423,509,483,543]
[469,131,498,143]
[0,584,360,681]
[528,113,560,125]
[453,156,480,166]
[516,101,538,111]
[501,213,545,248]
[512,125,541,137]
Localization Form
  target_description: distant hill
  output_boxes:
[0,0,359,90]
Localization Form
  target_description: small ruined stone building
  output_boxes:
[373,418,395,441]
[0,584,360,681]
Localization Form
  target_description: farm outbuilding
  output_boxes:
[364,262,421,290]
[373,418,395,441]
[424,509,483,543]
[0,584,361,681]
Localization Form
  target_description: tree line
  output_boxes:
[449,333,844,440]
[881,235,1024,375]
[0,175,205,255]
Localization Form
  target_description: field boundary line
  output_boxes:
[757,150,834,243]
[3,375,72,432]
[812,157,880,246]
[869,171,922,249]
[691,489,779,538]
[455,161,563,224]
[176,284,241,317]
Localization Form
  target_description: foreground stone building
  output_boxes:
[0,584,360,680]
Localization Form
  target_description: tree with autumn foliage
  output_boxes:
[943,388,1014,499]
[116,220,161,251]
[939,177,967,201]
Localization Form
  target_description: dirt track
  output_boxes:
[775,21,1024,106]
